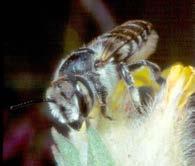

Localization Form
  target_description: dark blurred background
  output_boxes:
[3,0,194,165]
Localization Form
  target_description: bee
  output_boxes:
[11,20,163,130]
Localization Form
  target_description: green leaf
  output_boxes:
[87,127,114,166]
[51,127,81,166]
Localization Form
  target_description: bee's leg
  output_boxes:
[98,87,113,120]
[118,63,143,113]
[88,75,112,120]
[127,60,165,85]
[96,84,113,120]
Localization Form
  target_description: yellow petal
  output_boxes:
[164,64,195,110]
[178,66,195,109]
[161,62,183,78]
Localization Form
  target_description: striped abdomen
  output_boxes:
[91,20,159,64]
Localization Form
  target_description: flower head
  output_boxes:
[52,64,195,166]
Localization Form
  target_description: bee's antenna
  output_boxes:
[10,98,56,110]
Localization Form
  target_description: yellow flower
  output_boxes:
[165,65,195,110]
[67,64,195,166]
[110,64,195,113]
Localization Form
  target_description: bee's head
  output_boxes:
[10,75,84,130]
[46,77,82,126]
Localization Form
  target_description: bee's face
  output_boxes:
[46,80,80,124]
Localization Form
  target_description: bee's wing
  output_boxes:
[88,20,158,64]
